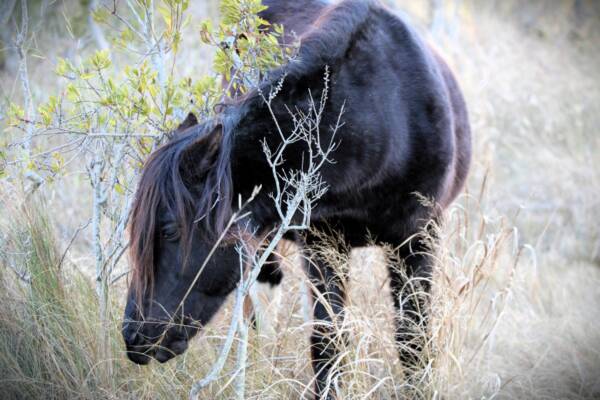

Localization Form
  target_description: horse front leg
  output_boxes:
[305,247,348,400]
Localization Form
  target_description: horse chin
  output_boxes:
[125,336,190,365]
[126,348,154,365]
[153,338,190,363]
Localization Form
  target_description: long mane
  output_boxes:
[129,0,373,301]
[129,120,233,301]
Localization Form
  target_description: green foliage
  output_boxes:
[6,0,296,190]
[202,0,296,92]
[0,11,298,396]
[6,104,24,127]
[0,148,6,180]
[220,0,268,25]
[37,96,59,126]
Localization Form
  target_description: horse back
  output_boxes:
[260,0,330,39]
[242,1,472,238]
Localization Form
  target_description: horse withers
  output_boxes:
[122,0,471,398]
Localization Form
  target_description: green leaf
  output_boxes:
[157,4,172,30]
[92,7,110,24]
[80,72,96,80]
[256,17,270,27]
[121,27,135,43]
[220,0,241,25]
[200,19,213,44]
[55,58,74,76]
[66,84,80,102]
[50,152,65,173]
[88,49,112,70]
[114,182,125,195]
[213,49,233,77]
[7,103,25,126]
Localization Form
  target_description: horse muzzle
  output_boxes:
[122,320,192,365]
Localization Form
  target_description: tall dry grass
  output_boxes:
[1,1,599,399]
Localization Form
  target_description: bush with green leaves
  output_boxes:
[1,0,297,388]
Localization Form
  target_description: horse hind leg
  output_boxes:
[386,238,433,370]
[256,250,284,286]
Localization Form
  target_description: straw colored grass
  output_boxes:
[1,2,599,399]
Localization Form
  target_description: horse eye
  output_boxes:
[161,225,180,241]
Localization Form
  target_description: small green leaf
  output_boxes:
[89,49,112,70]
[200,19,213,44]
[55,58,74,76]
[50,152,65,173]
[7,103,25,126]
[66,84,80,102]
[92,7,110,24]
[114,182,125,195]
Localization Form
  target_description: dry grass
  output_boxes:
[1,1,600,399]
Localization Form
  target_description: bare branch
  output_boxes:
[189,253,247,399]
[190,67,342,400]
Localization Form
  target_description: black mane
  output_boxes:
[129,118,235,298]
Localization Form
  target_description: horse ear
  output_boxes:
[168,113,198,141]
[179,125,222,184]
[179,112,198,130]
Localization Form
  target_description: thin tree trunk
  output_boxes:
[91,157,112,383]
[16,0,33,155]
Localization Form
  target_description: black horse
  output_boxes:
[122,0,471,397]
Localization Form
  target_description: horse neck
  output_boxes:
[227,102,295,230]
[226,69,332,229]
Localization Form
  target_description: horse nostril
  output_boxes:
[125,330,138,345]
[123,322,141,346]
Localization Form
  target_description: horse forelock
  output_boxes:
[129,122,234,305]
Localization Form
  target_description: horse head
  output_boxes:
[122,114,239,364]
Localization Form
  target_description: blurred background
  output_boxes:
[0,1,599,399]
